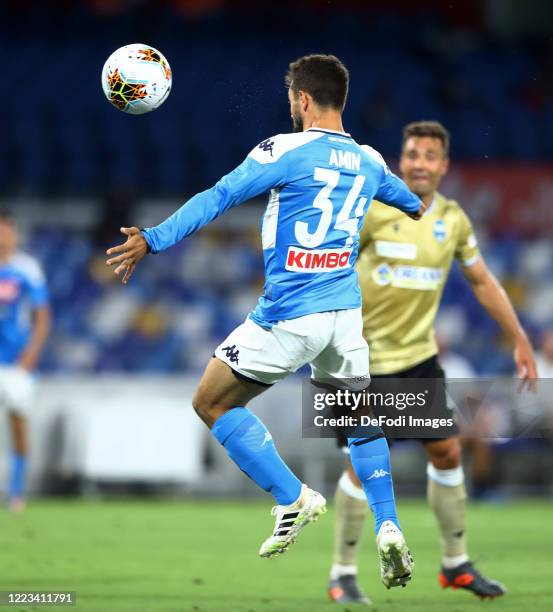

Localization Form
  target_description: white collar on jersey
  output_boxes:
[305,127,352,137]
[423,195,437,216]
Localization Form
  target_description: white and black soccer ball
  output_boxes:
[101,44,172,115]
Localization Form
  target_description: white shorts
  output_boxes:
[0,365,35,417]
[214,308,370,386]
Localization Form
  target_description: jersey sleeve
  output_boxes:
[143,138,288,253]
[454,207,480,266]
[361,145,420,214]
[375,169,421,214]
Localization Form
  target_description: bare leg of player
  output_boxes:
[8,412,28,513]
[192,357,265,428]
[192,358,327,557]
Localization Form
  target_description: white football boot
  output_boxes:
[259,484,327,558]
[376,520,414,588]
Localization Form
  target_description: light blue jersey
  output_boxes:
[0,253,48,364]
[143,128,420,326]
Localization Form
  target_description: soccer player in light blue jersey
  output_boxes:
[0,211,50,512]
[106,55,424,588]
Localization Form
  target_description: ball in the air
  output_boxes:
[101,44,172,115]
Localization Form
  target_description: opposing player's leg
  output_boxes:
[193,318,327,557]
[313,309,413,590]
[425,436,506,599]
[328,448,371,604]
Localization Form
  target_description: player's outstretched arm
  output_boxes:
[376,170,425,219]
[361,146,424,219]
[404,200,427,220]
[104,183,237,285]
[106,138,287,284]
[106,227,149,284]
[462,258,538,391]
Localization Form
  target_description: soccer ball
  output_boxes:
[101,44,172,115]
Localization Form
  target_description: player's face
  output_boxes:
[0,220,18,258]
[288,87,304,132]
[399,137,449,198]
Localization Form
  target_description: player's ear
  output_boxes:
[298,90,310,112]
[442,156,450,175]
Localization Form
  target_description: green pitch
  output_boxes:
[1,498,552,611]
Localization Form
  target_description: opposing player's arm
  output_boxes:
[456,211,537,389]
[106,138,287,283]
[361,145,424,219]
[462,260,536,389]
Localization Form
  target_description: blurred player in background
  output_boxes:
[328,121,537,604]
[0,211,50,512]
[107,54,425,588]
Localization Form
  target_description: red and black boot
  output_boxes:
[439,561,506,600]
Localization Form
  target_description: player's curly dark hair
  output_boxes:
[285,54,349,111]
[402,121,450,156]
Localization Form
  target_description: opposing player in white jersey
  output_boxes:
[106,55,424,588]
[0,211,50,512]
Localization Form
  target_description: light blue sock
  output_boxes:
[212,407,302,505]
[8,452,27,499]
[348,436,400,533]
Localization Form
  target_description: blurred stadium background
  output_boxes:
[1,0,553,507]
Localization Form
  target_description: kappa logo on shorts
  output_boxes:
[222,344,240,364]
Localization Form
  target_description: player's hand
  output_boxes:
[406,199,427,220]
[514,333,538,393]
[105,227,149,284]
